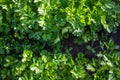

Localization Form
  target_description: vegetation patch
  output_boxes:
[0,0,120,80]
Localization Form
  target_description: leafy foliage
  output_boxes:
[0,0,120,80]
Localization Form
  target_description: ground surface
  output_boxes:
[61,26,120,59]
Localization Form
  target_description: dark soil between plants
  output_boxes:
[61,26,120,77]
[61,26,120,60]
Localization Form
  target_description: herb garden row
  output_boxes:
[0,0,120,80]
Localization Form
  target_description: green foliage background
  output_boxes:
[0,0,120,80]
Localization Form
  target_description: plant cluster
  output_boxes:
[0,0,120,80]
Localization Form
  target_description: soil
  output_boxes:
[61,26,120,60]
[61,26,120,77]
